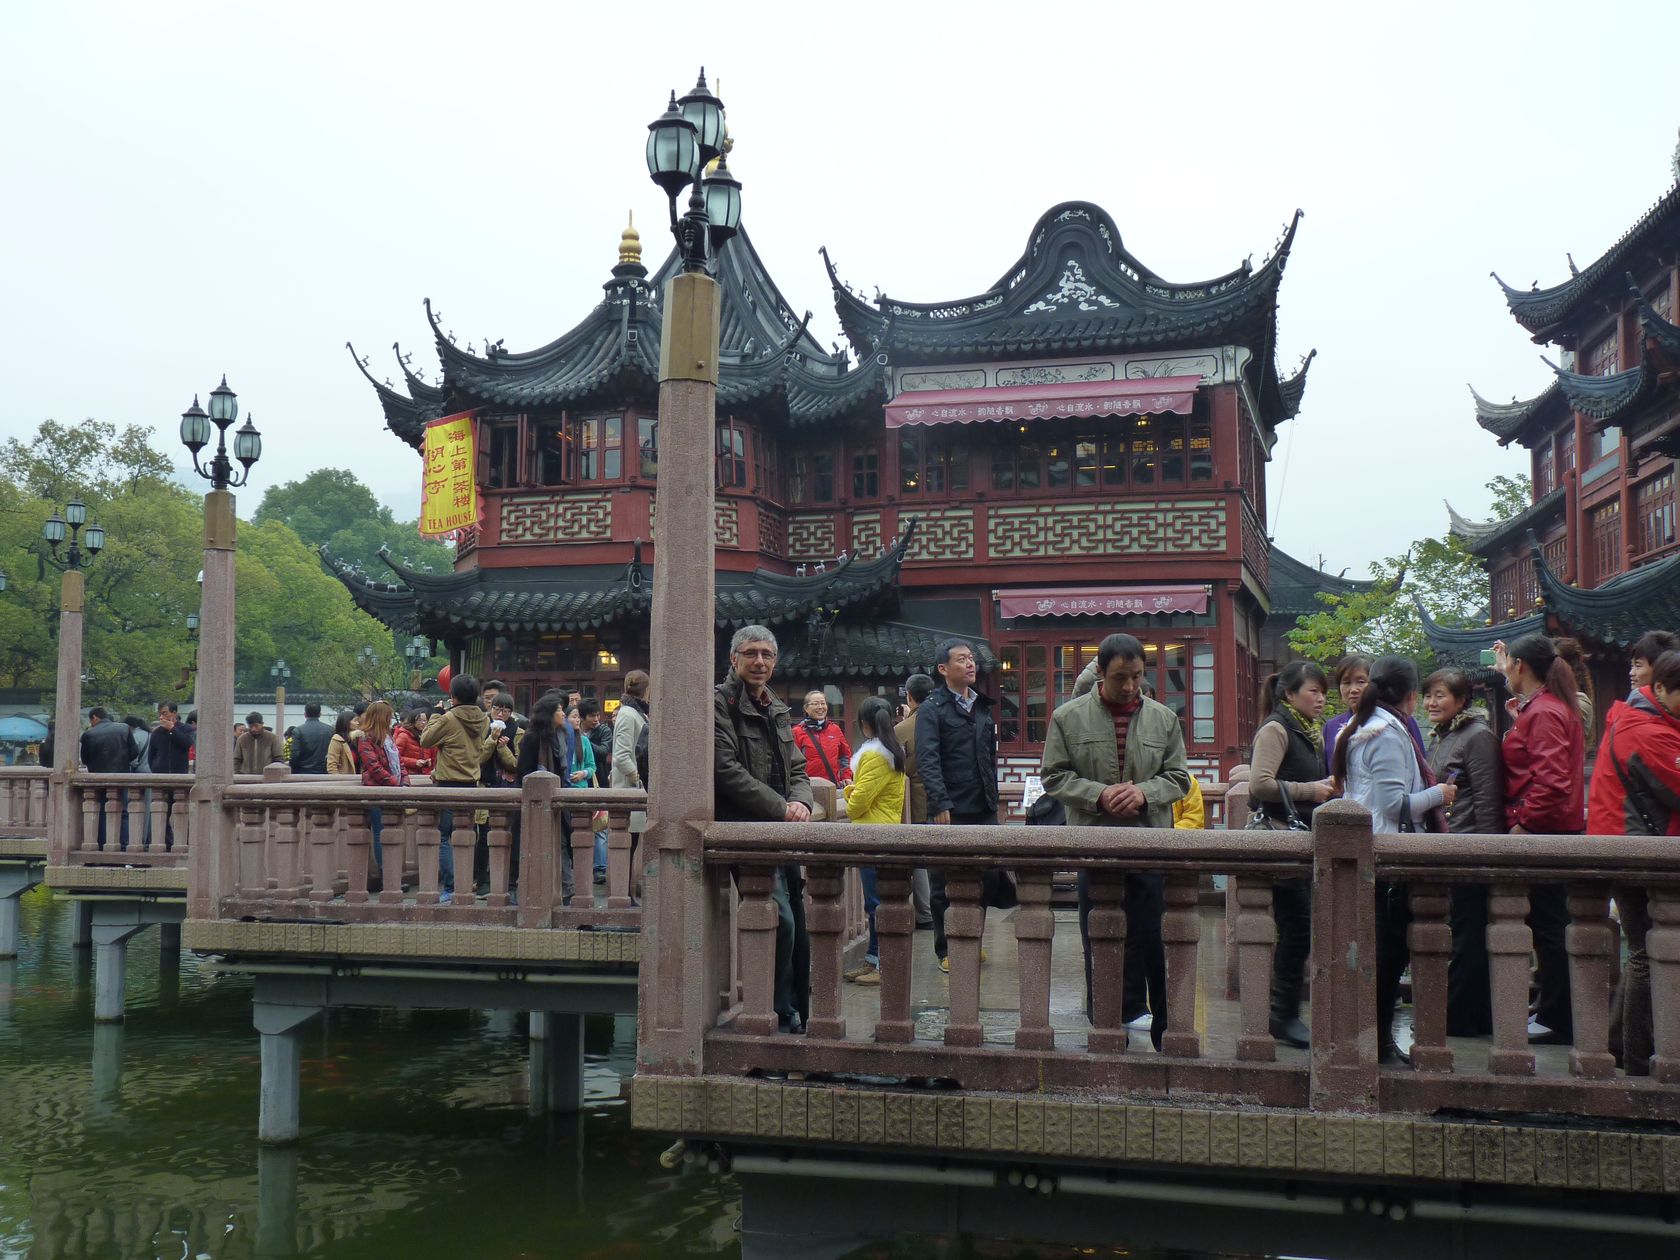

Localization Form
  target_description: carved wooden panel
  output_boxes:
[987,500,1225,559]
[788,514,838,561]
[851,510,884,557]
[906,508,975,562]
[1242,505,1269,587]
[758,506,787,557]
[499,492,612,544]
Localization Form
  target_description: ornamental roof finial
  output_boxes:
[619,210,641,266]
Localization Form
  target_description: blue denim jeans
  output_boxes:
[860,867,880,965]
[369,807,385,878]
[593,828,608,876]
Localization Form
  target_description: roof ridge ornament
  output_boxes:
[1022,258,1121,314]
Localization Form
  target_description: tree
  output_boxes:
[254,467,454,578]
[1284,477,1519,673]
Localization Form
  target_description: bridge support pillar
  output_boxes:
[255,999,322,1145]
[0,862,43,959]
[71,897,93,948]
[255,1146,300,1258]
[528,1011,584,1114]
[158,921,182,953]
[92,921,148,1023]
[90,1022,124,1117]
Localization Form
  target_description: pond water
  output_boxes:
[0,889,1262,1259]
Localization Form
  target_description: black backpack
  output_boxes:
[635,717,650,789]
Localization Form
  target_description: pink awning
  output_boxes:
[995,585,1210,619]
[885,375,1201,429]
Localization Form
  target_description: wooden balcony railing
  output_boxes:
[0,768,50,839]
[682,800,1680,1123]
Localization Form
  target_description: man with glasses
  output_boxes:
[916,638,1011,972]
[715,624,815,1033]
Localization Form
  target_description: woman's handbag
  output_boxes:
[1245,781,1308,832]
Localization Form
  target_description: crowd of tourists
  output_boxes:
[36,618,1680,1074]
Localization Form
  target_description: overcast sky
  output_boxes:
[4,1,1675,578]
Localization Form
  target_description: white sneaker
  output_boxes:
[1123,1012,1154,1031]
[1526,1017,1552,1038]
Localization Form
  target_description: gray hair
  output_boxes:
[730,624,778,655]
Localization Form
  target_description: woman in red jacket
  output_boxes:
[1493,633,1586,1045]
[1587,650,1680,1073]
[393,705,434,777]
[792,690,853,786]
[359,701,410,894]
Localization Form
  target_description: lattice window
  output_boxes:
[715,421,747,489]
[1633,469,1677,558]
[1586,330,1619,377]
[1651,278,1674,319]
[637,416,658,479]
[1560,429,1576,474]
[1535,444,1555,496]
[1542,533,1568,578]
[1491,562,1521,621]
[899,432,970,498]
[851,445,879,499]
[1589,500,1622,584]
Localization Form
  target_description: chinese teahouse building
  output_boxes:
[1426,152,1680,720]
[338,199,1319,783]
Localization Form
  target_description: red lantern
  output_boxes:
[437,665,452,692]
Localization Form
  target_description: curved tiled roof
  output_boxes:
[1416,597,1543,671]
[1266,544,1377,617]
[1543,353,1660,425]
[1494,181,1680,341]
[1534,540,1680,647]
[823,201,1307,426]
[780,620,997,679]
[1468,381,1566,447]
[1454,488,1565,559]
[323,523,916,637]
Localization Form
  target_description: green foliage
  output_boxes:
[1285,531,1490,675]
[254,467,454,579]
[1485,472,1533,522]
[0,423,418,713]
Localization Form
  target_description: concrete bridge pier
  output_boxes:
[89,1023,124,1119]
[527,1011,585,1115]
[71,898,93,948]
[255,999,323,1146]
[0,859,44,958]
[254,1146,301,1257]
[89,899,185,1022]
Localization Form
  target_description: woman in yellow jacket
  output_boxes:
[842,697,907,987]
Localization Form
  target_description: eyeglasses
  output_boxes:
[736,648,778,661]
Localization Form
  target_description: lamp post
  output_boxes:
[271,659,291,733]
[179,376,262,917]
[639,68,741,1074]
[359,645,377,701]
[405,635,429,691]
[43,500,107,783]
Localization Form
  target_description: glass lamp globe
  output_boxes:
[703,154,743,249]
[43,514,67,545]
[207,375,239,427]
[233,417,263,467]
[646,91,700,197]
[180,397,212,451]
[83,524,106,554]
[678,69,726,164]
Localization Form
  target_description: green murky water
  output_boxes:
[1,889,1255,1259]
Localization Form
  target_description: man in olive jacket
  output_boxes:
[1041,632,1191,1050]
[715,624,815,1033]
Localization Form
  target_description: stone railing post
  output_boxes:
[1308,801,1377,1113]
[1565,885,1616,1079]
[1233,875,1276,1061]
[1160,872,1203,1057]
[47,569,85,868]
[1647,887,1680,1083]
[803,863,847,1040]
[189,488,238,919]
[1012,869,1055,1051]
[872,867,915,1043]
[517,772,560,929]
[1085,870,1129,1055]
[1406,883,1454,1072]
[1486,883,1537,1075]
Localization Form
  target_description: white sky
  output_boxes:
[3,1,1674,578]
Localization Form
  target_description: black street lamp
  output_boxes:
[0,571,8,592]
[42,499,106,572]
[645,68,743,274]
[181,375,263,490]
[404,635,429,689]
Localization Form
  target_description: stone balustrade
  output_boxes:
[0,768,49,840]
[677,800,1680,1125]
[53,774,197,865]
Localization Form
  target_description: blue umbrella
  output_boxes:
[0,715,49,743]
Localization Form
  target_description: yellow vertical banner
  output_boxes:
[419,411,479,538]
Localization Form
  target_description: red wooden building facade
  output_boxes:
[341,202,1317,781]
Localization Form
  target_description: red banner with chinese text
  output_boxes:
[419,411,480,538]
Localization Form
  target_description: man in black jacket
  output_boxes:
[147,702,194,774]
[288,702,334,775]
[915,638,1007,970]
[80,708,138,849]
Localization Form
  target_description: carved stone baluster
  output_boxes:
[1646,887,1680,1084]
[344,806,372,905]
[1234,876,1277,1061]
[942,871,985,1048]
[607,806,635,909]
[873,869,914,1043]
[148,790,168,855]
[102,790,121,853]
[1013,870,1055,1051]
[1085,870,1130,1055]
[486,807,512,910]
[414,808,441,906]
[79,788,99,853]
[449,809,477,910]
[1161,873,1203,1058]
[237,805,267,900]
[309,806,337,903]
[804,863,847,1040]
[569,805,594,909]
[402,809,419,890]
[1406,883,1453,1072]
[1486,883,1537,1076]
[271,806,301,904]
[173,788,191,857]
[734,865,780,1036]
[706,866,736,1023]
[126,789,146,852]
[1565,885,1616,1079]
[379,808,404,907]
